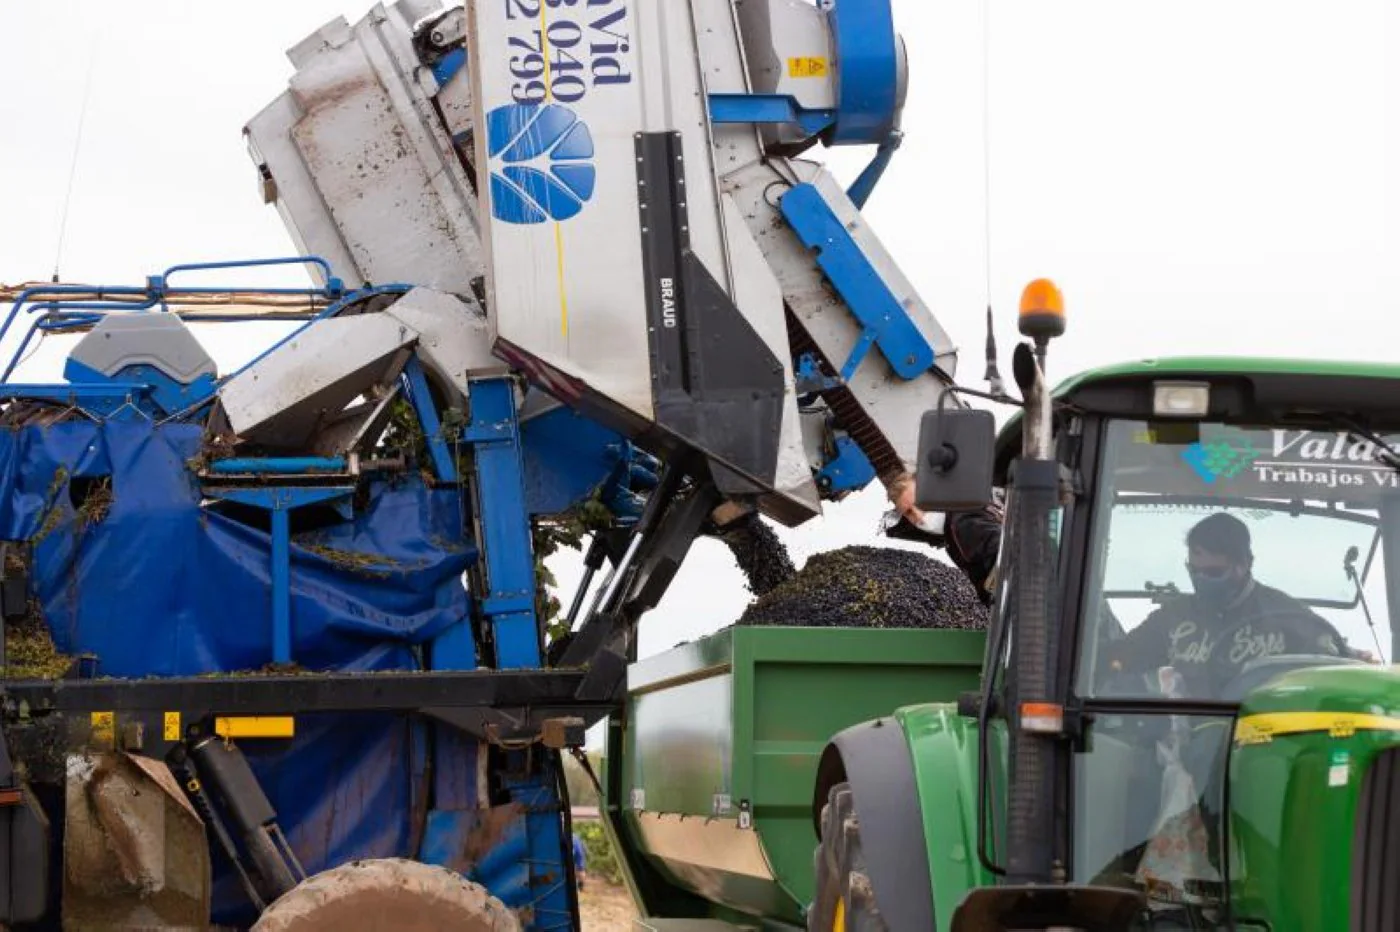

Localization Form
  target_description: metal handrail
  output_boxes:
[0,256,370,383]
[157,256,343,297]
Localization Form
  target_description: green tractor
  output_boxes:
[810,281,1400,931]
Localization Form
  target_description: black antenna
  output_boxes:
[979,0,1005,401]
[983,303,1005,397]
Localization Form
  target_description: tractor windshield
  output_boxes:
[1078,417,1394,702]
[1069,417,1397,915]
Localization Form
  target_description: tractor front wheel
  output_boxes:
[808,782,889,932]
[251,858,520,932]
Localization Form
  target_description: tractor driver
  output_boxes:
[1102,512,1352,699]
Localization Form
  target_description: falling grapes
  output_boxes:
[715,514,796,597]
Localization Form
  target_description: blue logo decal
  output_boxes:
[1181,438,1258,484]
[485,103,596,225]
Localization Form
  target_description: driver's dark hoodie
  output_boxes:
[1106,578,1348,696]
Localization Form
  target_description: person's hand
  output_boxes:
[892,475,924,524]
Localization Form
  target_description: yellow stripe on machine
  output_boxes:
[555,222,569,336]
[215,716,295,739]
[538,0,570,337]
[1235,711,1400,746]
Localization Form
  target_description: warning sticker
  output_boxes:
[1329,749,1351,788]
[787,57,828,79]
[90,711,115,748]
[164,711,181,742]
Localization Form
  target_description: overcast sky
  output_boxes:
[0,0,1396,661]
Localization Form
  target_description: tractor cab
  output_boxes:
[921,346,1400,928]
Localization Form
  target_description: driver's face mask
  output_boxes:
[1187,562,1242,607]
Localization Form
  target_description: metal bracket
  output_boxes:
[779,182,935,381]
[402,356,459,482]
[846,130,904,209]
[795,352,842,395]
[201,485,355,665]
[707,94,836,136]
[456,376,539,671]
[817,434,876,495]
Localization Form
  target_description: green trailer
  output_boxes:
[598,625,986,929]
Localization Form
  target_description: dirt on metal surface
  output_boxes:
[737,545,990,630]
[62,752,210,930]
[88,760,168,894]
[458,802,525,870]
[251,858,519,932]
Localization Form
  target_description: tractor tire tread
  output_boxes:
[250,857,519,932]
[807,782,890,932]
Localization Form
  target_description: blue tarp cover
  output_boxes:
[0,419,478,923]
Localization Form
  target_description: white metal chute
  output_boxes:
[244,3,484,297]
[464,0,821,520]
[246,0,963,525]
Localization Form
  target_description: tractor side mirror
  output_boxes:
[915,408,995,511]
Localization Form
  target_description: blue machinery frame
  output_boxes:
[0,259,597,927]
[0,3,937,925]
[704,0,902,147]
[706,0,905,207]
[0,1,932,891]
[403,366,573,927]
[824,0,902,145]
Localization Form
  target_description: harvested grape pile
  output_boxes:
[715,514,795,597]
[736,545,989,630]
